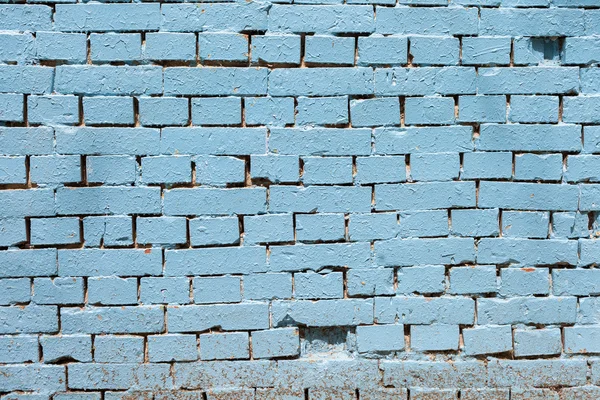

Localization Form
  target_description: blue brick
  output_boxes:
[165,67,267,96]
[410,36,459,66]
[302,156,352,184]
[398,210,448,237]
[94,336,144,363]
[377,181,475,211]
[356,156,405,184]
[243,273,292,300]
[198,33,248,62]
[350,97,400,127]
[252,35,301,64]
[190,217,239,246]
[244,214,293,244]
[296,213,345,242]
[137,217,187,245]
[449,265,497,294]
[270,128,371,156]
[165,247,267,276]
[0,94,23,122]
[67,364,170,390]
[509,95,559,123]
[270,68,373,96]
[478,297,577,325]
[405,97,455,126]
[0,5,52,31]
[376,67,476,96]
[41,335,91,363]
[377,7,477,35]
[514,153,563,181]
[578,185,600,211]
[55,66,162,96]
[377,296,475,325]
[513,329,562,357]
[552,212,589,239]
[563,37,600,65]
[579,239,600,267]
[410,152,459,182]
[463,326,512,356]
[0,33,34,63]
[502,211,549,238]
[200,332,249,361]
[87,155,136,185]
[28,95,79,126]
[513,37,561,65]
[61,306,164,334]
[88,277,137,305]
[194,276,241,304]
[296,96,348,125]
[251,155,299,183]
[31,217,80,246]
[0,278,30,305]
[305,36,354,65]
[33,277,83,305]
[584,126,600,154]
[0,157,26,184]
[58,249,161,277]
[148,334,197,362]
[580,68,600,94]
[376,237,474,266]
[411,324,459,351]
[397,265,445,294]
[478,238,577,265]
[480,181,578,211]
[461,37,511,65]
[161,127,265,156]
[0,218,26,247]
[271,186,371,213]
[357,35,407,66]
[347,268,394,297]
[55,4,160,32]
[0,305,58,334]
[83,216,133,247]
[0,249,57,278]
[270,242,370,271]
[586,10,600,35]
[142,155,191,184]
[478,67,579,95]
[480,8,584,36]
[84,97,134,126]
[192,97,241,126]
[140,277,190,305]
[564,96,600,123]
[0,336,39,364]
[451,208,499,238]
[462,152,512,180]
[90,33,141,62]
[0,189,55,218]
[500,267,549,296]
[139,97,188,127]
[553,269,600,296]
[565,327,600,354]
[0,127,53,156]
[269,5,373,34]
[36,32,86,63]
[245,97,294,127]
[162,3,267,33]
[356,324,404,353]
[272,298,373,327]
[144,33,195,61]
[295,272,343,299]
[164,187,266,216]
[252,328,299,359]
[458,95,506,123]
[0,66,53,94]
[56,187,161,215]
[375,126,472,155]
[195,155,245,186]
[57,127,160,156]
[168,302,263,333]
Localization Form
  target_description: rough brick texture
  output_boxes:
[1,0,600,398]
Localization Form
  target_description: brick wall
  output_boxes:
[1,0,600,398]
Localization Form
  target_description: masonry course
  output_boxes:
[0,0,600,398]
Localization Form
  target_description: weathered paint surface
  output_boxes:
[1,0,600,397]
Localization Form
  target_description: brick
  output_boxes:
[478,238,577,265]
[148,334,197,362]
[552,212,589,239]
[56,127,160,155]
[0,305,58,334]
[144,33,195,61]
[162,3,267,33]
[376,296,475,325]
[463,325,512,356]
[350,97,400,127]
[192,97,241,126]
[305,35,354,65]
[411,324,459,351]
[295,271,343,299]
[245,97,294,126]
[165,247,267,276]
[28,95,79,125]
[33,277,84,305]
[57,187,161,216]
[31,217,80,246]
[375,67,476,96]
[0,249,57,278]
[55,4,160,32]
[61,306,164,334]
[461,37,511,65]
[269,5,373,33]
[140,277,190,305]
[487,360,586,388]
[0,94,23,122]
[67,364,171,390]
[502,211,549,238]
[0,278,30,305]
[462,152,512,180]
[0,157,26,184]
[270,242,370,271]
[83,216,133,247]
[355,156,405,184]
[458,96,506,123]
[500,267,549,296]
[357,36,407,66]
[194,276,241,304]
[514,329,562,357]
[479,181,579,211]
[165,67,267,96]
[36,32,86,62]
[252,35,301,64]
[296,96,348,125]
[41,335,92,363]
[410,152,459,181]
[480,8,584,36]
[376,7,478,35]
[269,68,373,96]
[190,216,239,246]
[139,97,188,127]
[90,33,141,62]
[137,216,187,245]
[356,324,404,353]
[0,66,53,94]
[509,95,559,123]
[83,96,134,126]
[397,265,445,294]
[477,297,577,325]
[449,265,497,294]
[168,303,269,332]
[0,335,38,363]
[272,299,373,327]
[0,33,34,63]
[377,181,475,211]
[410,36,459,66]
[94,336,144,363]
[0,5,52,31]
[302,156,353,184]
[295,213,345,242]
[160,127,266,156]
[88,276,137,305]
[55,66,162,96]
[198,33,248,62]
[252,328,300,359]
[478,67,579,95]
[58,249,162,277]
[200,332,249,360]
[514,153,563,181]
[347,268,395,297]
[0,365,65,393]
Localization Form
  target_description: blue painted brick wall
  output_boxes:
[1,0,600,398]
